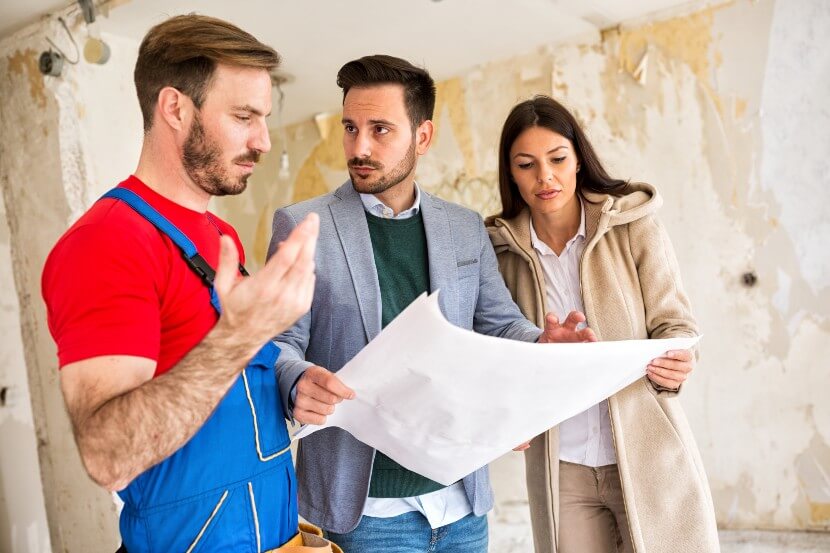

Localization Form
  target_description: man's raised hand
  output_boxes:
[213,213,319,353]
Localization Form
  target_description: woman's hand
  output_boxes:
[647,349,694,390]
[539,311,597,343]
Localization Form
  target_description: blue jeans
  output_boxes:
[325,512,488,553]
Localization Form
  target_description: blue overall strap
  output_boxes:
[101,188,229,312]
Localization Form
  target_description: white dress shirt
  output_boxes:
[359,183,473,527]
[530,202,617,467]
[359,184,421,219]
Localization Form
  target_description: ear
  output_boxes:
[414,119,434,155]
[155,86,193,132]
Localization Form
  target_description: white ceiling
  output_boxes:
[1,0,694,126]
[0,0,72,38]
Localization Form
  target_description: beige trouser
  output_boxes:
[559,461,634,553]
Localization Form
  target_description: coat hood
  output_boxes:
[487,182,662,254]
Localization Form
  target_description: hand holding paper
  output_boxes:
[647,348,695,390]
[294,292,700,486]
[293,365,355,425]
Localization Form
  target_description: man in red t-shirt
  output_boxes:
[41,14,352,552]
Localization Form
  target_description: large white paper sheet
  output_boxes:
[295,292,700,486]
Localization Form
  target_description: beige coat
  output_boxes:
[486,183,719,553]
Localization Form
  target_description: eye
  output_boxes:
[552,156,567,164]
[344,124,357,134]
[235,114,251,123]
[517,161,534,169]
[375,126,389,135]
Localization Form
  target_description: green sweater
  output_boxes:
[365,211,446,498]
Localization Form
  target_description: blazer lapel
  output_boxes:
[421,192,459,324]
[329,181,382,342]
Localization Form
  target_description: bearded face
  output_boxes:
[182,110,261,197]
[347,137,416,195]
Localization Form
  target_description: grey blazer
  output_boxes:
[268,181,541,533]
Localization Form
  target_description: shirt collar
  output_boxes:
[529,199,586,256]
[359,183,421,220]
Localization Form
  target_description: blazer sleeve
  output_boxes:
[629,214,699,397]
[472,214,542,343]
[268,207,314,420]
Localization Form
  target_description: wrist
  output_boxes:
[208,317,265,370]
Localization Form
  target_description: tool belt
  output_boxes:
[268,522,343,553]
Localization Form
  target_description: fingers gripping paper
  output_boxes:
[294,292,700,486]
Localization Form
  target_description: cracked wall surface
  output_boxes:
[0,16,140,552]
[213,0,830,532]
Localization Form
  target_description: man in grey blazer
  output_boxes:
[268,55,595,552]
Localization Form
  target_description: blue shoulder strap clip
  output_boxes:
[101,188,247,288]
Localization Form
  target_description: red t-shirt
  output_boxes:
[42,176,245,377]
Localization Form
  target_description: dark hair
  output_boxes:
[336,55,436,131]
[496,95,628,219]
[135,14,280,131]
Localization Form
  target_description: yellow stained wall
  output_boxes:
[214,0,830,531]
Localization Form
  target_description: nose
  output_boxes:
[537,165,553,184]
[249,118,271,154]
[351,130,372,159]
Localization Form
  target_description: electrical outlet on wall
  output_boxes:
[0,385,16,409]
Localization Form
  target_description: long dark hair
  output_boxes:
[496,95,628,219]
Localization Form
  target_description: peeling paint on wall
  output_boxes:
[1,17,135,553]
[291,113,345,204]
[0,0,827,544]
[0,182,51,553]
[759,0,830,297]
[796,432,830,528]
[212,0,830,532]
[0,44,54,553]
[615,4,727,108]
[6,49,46,108]
[433,78,478,178]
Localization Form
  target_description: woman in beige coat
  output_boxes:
[486,96,719,553]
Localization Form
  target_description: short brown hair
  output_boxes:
[336,55,436,132]
[134,14,280,131]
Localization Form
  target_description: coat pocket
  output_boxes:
[457,259,480,279]
[456,262,480,327]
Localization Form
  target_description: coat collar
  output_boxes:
[487,182,662,255]
[330,181,382,342]
[484,208,548,326]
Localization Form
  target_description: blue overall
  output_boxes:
[102,188,298,553]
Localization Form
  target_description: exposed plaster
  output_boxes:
[291,113,345,205]
[0,0,825,545]
[211,0,830,532]
[6,49,47,109]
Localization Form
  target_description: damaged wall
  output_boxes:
[0,15,141,552]
[213,0,830,533]
[0,160,51,553]
[0,0,827,550]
